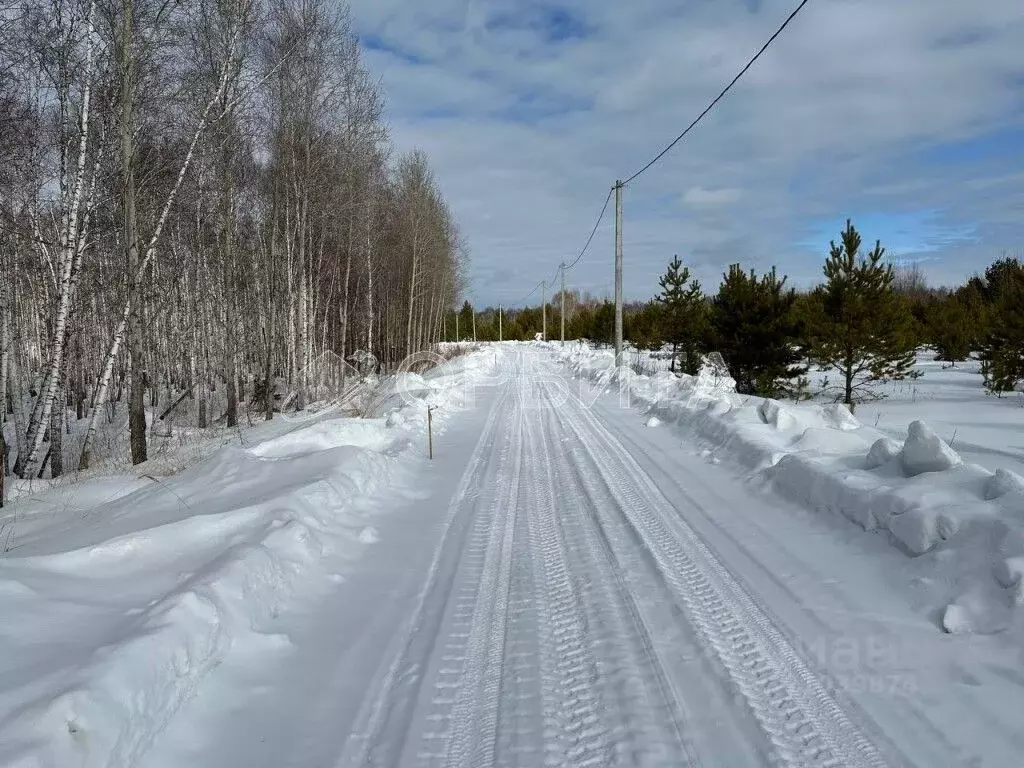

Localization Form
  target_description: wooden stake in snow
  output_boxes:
[427,405,435,460]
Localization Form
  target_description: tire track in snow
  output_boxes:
[557,381,892,768]
[440,387,522,768]
[535,380,702,767]
[601,419,928,763]
[521,390,615,768]
[493,459,543,768]
[336,386,510,768]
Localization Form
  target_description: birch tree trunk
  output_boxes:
[0,302,8,499]
[18,2,96,476]
[49,377,64,478]
[364,197,374,359]
[405,231,418,356]
[78,32,238,470]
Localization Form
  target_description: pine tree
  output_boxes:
[979,257,1024,395]
[926,293,974,366]
[626,302,663,354]
[655,255,706,374]
[592,301,615,347]
[711,264,807,397]
[457,301,474,341]
[809,220,917,411]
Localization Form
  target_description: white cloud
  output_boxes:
[682,187,743,207]
[349,0,1024,304]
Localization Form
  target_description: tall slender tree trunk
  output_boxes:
[10,353,27,472]
[19,3,96,475]
[844,346,855,411]
[0,303,9,500]
[119,0,147,466]
[339,196,354,381]
[78,32,237,470]
[265,186,280,421]
[364,198,374,360]
[49,378,64,478]
[296,263,307,410]
[220,140,238,427]
[405,231,418,356]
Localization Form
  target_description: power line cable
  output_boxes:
[622,0,811,186]
[519,280,545,303]
[517,186,610,304]
[524,0,811,309]
[563,186,615,271]
[547,264,562,291]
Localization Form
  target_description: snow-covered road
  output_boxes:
[139,347,1024,768]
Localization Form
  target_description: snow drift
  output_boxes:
[550,342,1024,637]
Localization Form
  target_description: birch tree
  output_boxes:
[1,0,466,482]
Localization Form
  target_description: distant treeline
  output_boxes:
[451,220,1023,410]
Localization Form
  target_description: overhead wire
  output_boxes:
[513,185,612,303]
[563,186,615,271]
[518,279,545,303]
[622,0,811,186]
[516,0,812,305]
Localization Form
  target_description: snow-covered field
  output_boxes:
[842,353,1024,476]
[3,341,1024,768]
[0,348,496,768]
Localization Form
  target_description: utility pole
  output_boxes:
[614,180,624,367]
[455,311,459,342]
[471,304,476,342]
[499,304,503,341]
[542,280,547,341]
[559,264,566,346]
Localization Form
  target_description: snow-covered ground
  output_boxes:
[630,345,1024,476]
[837,352,1024,476]
[3,342,1024,768]
[0,348,497,768]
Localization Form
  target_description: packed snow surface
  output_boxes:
[2,342,1023,768]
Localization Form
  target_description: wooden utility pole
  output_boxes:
[614,180,624,367]
[559,264,566,346]
[455,312,459,342]
[542,281,547,341]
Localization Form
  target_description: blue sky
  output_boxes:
[349,0,1024,306]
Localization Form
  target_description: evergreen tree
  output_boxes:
[979,257,1024,394]
[626,302,664,353]
[592,301,615,347]
[567,304,595,340]
[655,255,706,374]
[980,257,1024,303]
[457,301,474,341]
[926,293,974,366]
[809,220,917,411]
[711,264,807,397]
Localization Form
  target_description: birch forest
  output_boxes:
[0,0,465,482]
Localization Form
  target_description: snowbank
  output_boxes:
[550,342,1024,637]
[0,346,499,768]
